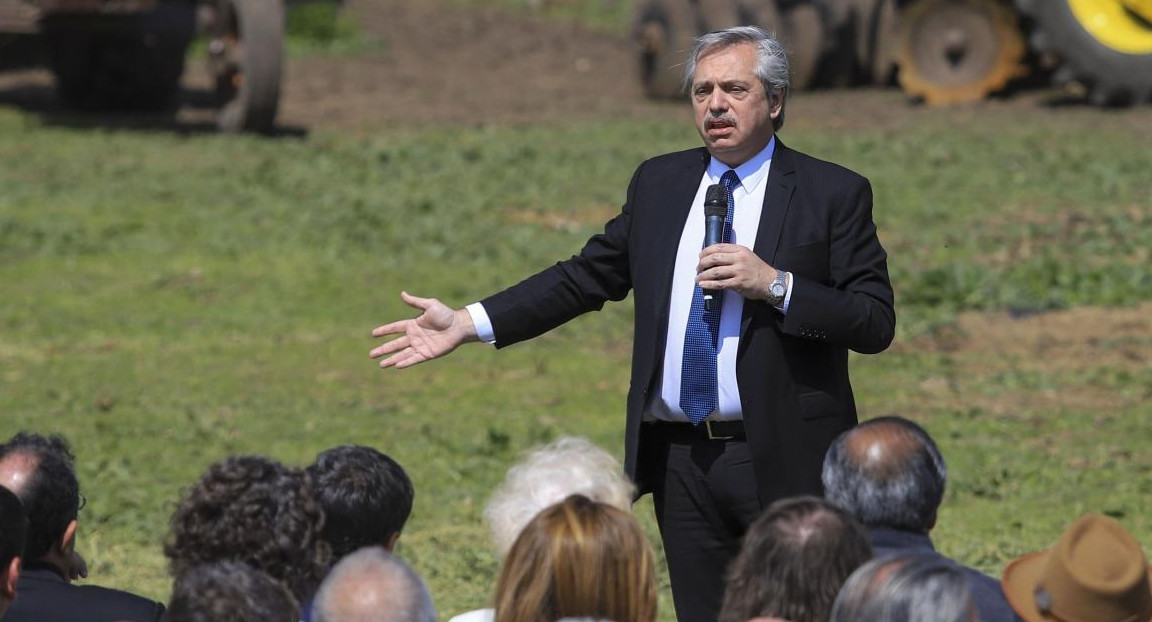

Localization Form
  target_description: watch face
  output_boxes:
[770,282,787,298]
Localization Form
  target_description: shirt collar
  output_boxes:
[707,135,775,193]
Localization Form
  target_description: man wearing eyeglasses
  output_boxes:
[0,432,164,622]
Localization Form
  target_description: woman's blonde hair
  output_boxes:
[492,495,657,622]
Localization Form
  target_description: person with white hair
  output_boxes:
[484,436,634,555]
[311,547,436,622]
[449,436,635,622]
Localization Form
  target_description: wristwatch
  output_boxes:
[766,271,789,307]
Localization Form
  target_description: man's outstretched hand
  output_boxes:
[369,292,479,369]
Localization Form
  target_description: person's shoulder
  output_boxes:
[779,143,868,186]
[636,147,710,174]
[448,608,495,622]
[69,583,166,620]
[6,578,165,622]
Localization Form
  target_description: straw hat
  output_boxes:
[1002,513,1152,622]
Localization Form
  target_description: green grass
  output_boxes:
[1,99,1150,620]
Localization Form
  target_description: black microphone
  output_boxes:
[702,184,728,311]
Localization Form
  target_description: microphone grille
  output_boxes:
[705,184,728,216]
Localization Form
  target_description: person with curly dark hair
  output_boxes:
[0,431,165,622]
[162,561,300,622]
[164,455,329,604]
[307,445,414,561]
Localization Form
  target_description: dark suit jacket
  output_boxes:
[5,561,165,622]
[869,526,1023,622]
[482,142,895,504]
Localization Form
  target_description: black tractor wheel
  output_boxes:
[633,0,699,99]
[205,0,285,132]
[780,0,826,90]
[1016,0,1152,105]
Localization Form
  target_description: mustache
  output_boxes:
[706,115,735,128]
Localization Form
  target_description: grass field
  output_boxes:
[1,51,1151,621]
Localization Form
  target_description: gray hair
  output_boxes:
[312,547,437,622]
[683,26,790,131]
[822,416,946,532]
[829,553,974,622]
[483,436,635,556]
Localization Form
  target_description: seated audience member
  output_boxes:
[162,561,299,622]
[450,437,634,622]
[164,455,329,604]
[311,547,436,622]
[484,437,634,557]
[492,494,656,622]
[718,496,872,622]
[1001,513,1152,622]
[307,445,414,560]
[0,432,164,622]
[0,486,27,618]
[829,553,975,622]
[822,416,1020,622]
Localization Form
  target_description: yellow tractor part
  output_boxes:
[1068,0,1152,54]
[1122,0,1152,23]
[895,0,1028,105]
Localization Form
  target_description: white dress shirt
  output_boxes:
[466,139,791,423]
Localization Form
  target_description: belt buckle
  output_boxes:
[705,420,734,440]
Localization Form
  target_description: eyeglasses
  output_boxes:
[77,493,87,513]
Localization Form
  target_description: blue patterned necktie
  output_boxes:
[679,170,739,425]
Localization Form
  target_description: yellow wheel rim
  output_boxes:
[1068,0,1152,54]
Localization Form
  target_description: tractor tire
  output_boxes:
[780,0,826,90]
[207,0,285,133]
[46,32,187,111]
[698,0,743,30]
[894,0,1028,104]
[1016,0,1152,104]
[633,0,698,99]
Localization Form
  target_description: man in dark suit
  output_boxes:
[0,485,27,619]
[371,26,894,621]
[822,417,1021,622]
[0,432,164,622]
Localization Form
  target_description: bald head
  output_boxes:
[0,433,80,560]
[312,548,436,622]
[0,452,39,497]
[822,417,946,533]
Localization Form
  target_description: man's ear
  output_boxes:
[56,519,78,555]
[769,87,785,119]
[1,557,20,599]
[384,532,401,552]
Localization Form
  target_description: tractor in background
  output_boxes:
[633,0,1152,106]
[0,0,284,131]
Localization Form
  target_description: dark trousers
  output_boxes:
[647,425,764,622]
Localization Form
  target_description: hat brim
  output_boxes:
[1001,550,1152,622]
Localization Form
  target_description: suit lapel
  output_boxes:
[649,148,709,362]
[652,147,709,307]
[743,140,796,336]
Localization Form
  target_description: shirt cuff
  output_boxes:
[778,272,794,314]
[465,303,497,345]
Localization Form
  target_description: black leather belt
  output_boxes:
[645,419,746,441]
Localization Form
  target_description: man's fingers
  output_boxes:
[369,336,410,359]
[400,291,437,311]
[372,321,405,338]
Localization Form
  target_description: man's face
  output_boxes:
[691,43,782,167]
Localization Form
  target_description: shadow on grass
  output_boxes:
[0,71,307,138]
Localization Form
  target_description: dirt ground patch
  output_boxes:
[901,304,1152,420]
